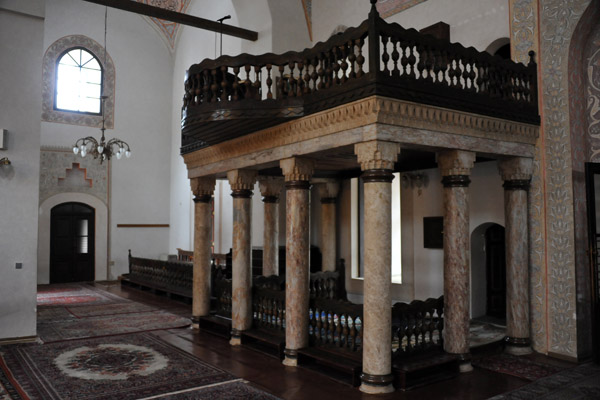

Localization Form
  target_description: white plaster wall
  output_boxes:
[168,0,275,254]
[339,160,504,306]
[40,0,173,278]
[38,193,108,284]
[0,2,44,339]
[312,0,508,52]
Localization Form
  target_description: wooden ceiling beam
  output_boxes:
[81,0,258,41]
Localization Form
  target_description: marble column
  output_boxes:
[227,169,257,345]
[437,149,476,372]
[317,180,340,272]
[258,176,285,277]
[280,157,314,367]
[190,177,216,329]
[498,157,533,355]
[355,141,400,395]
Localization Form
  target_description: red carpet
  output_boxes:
[473,353,564,381]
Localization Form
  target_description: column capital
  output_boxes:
[498,157,533,182]
[437,150,476,176]
[315,179,340,202]
[190,177,216,203]
[258,176,285,202]
[280,157,315,182]
[354,140,400,171]
[227,169,257,196]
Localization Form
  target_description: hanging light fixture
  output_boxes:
[72,6,131,164]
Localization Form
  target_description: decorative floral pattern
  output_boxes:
[39,147,108,206]
[539,0,590,357]
[510,0,548,354]
[136,0,191,50]
[54,344,168,380]
[376,0,428,18]
[42,35,115,129]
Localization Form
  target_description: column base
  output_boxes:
[191,316,200,330]
[230,329,242,346]
[282,348,298,367]
[504,336,532,355]
[359,373,394,394]
[455,352,473,373]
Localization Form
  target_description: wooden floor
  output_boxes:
[96,282,575,400]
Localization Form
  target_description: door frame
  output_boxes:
[38,193,108,284]
[50,202,96,283]
[585,162,600,364]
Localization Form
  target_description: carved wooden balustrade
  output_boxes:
[181,0,538,154]
[392,296,444,358]
[252,275,286,331]
[125,250,194,298]
[308,298,364,353]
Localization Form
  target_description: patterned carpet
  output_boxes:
[37,311,191,343]
[0,333,237,400]
[36,284,189,342]
[488,363,600,399]
[473,353,564,381]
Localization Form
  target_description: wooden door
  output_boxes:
[585,163,600,364]
[486,224,506,319]
[50,202,95,283]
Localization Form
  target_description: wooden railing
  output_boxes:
[308,298,364,353]
[126,250,193,298]
[392,296,444,358]
[252,275,286,331]
[181,0,539,153]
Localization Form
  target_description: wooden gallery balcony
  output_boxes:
[181,1,539,177]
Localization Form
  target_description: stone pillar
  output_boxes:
[317,180,340,272]
[498,157,533,355]
[437,149,476,372]
[227,169,257,345]
[258,176,284,276]
[280,157,314,367]
[190,177,216,329]
[355,141,400,395]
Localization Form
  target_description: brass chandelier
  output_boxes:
[72,6,131,164]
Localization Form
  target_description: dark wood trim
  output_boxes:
[81,0,258,41]
[585,162,600,364]
[117,224,170,228]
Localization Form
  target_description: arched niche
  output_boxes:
[38,193,108,284]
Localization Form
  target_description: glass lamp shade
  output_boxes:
[73,146,79,155]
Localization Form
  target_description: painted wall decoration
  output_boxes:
[510,0,547,354]
[539,0,591,358]
[40,147,108,206]
[302,0,313,41]
[376,0,428,18]
[42,35,115,129]
[588,30,600,160]
[135,0,191,50]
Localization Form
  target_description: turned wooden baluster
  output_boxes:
[210,69,219,101]
[317,56,325,89]
[202,70,211,102]
[266,64,273,99]
[356,38,365,78]
[277,64,285,98]
[348,39,357,79]
[244,64,252,98]
[340,44,349,83]
[390,37,400,77]
[253,65,261,100]
[194,73,202,104]
[333,47,341,85]
[220,66,229,101]
[407,42,417,79]
[325,49,334,88]
[311,57,320,90]
[381,35,390,75]
[232,67,240,100]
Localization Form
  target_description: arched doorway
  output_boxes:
[50,202,95,283]
[471,222,506,322]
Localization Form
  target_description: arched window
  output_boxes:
[42,35,115,129]
[55,48,103,114]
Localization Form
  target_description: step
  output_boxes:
[297,346,362,387]
[393,351,459,390]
